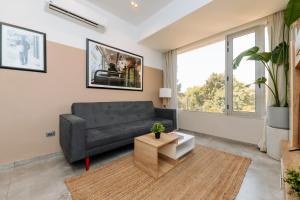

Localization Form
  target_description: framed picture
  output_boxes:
[86,39,143,91]
[0,22,47,73]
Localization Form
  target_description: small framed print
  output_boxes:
[0,22,47,73]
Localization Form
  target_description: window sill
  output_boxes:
[178,109,264,120]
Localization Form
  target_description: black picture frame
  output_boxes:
[86,38,144,91]
[0,22,47,73]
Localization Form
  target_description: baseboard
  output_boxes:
[178,128,258,147]
[0,162,14,171]
[0,152,64,171]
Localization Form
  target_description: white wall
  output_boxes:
[0,0,163,69]
[0,0,264,148]
[179,111,264,144]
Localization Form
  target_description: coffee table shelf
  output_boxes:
[159,132,195,160]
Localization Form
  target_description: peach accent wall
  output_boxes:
[0,41,163,164]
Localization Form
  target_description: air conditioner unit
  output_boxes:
[47,0,106,32]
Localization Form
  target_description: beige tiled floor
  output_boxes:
[0,131,283,200]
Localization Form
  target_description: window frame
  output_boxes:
[177,25,266,118]
[225,26,265,118]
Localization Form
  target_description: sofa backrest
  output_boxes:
[72,101,155,129]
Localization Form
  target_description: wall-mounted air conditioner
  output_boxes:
[47,0,106,32]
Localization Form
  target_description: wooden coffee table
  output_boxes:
[134,132,191,179]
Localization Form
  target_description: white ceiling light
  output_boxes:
[130,0,138,8]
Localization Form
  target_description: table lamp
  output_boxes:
[159,88,172,108]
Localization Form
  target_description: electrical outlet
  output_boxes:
[46,131,55,137]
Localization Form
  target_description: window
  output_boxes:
[177,40,225,112]
[232,32,256,112]
[226,26,265,116]
[177,26,265,117]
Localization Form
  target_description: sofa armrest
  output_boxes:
[59,114,86,163]
[154,108,177,130]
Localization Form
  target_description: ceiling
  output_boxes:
[139,0,288,51]
[85,0,288,52]
[86,0,174,25]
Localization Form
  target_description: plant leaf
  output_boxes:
[247,52,271,63]
[284,0,300,27]
[233,47,259,69]
[246,77,267,88]
[271,42,288,65]
[254,77,267,88]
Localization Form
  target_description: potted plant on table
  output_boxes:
[150,122,165,139]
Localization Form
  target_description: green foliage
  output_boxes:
[232,0,300,107]
[178,73,254,112]
[254,77,267,88]
[232,78,255,112]
[233,47,259,70]
[150,122,165,133]
[248,52,272,63]
[272,42,288,65]
[284,168,300,197]
[284,0,300,27]
[232,42,290,107]
[283,0,300,106]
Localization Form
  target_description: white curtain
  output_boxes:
[163,50,178,109]
[258,11,288,152]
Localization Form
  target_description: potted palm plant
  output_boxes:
[233,44,289,129]
[150,122,165,139]
[233,0,300,129]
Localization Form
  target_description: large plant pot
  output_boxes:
[267,106,289,129]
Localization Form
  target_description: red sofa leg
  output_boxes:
[85,157,90,171]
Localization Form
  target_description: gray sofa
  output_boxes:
[59,101,176,169]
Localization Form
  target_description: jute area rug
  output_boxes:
[65,145,251,200]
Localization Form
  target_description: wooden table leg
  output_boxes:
[134,139,158,178]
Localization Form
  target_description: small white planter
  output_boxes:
[267,106,289,129]
[266,126,289,160]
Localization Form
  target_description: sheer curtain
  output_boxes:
[258,11,288,151]
[163,50,178,109]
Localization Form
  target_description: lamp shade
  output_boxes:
[159,88,172,98]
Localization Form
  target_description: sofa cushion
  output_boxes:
[86,127,131,149]
[72,101,155,129]
[86,118,173,149]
